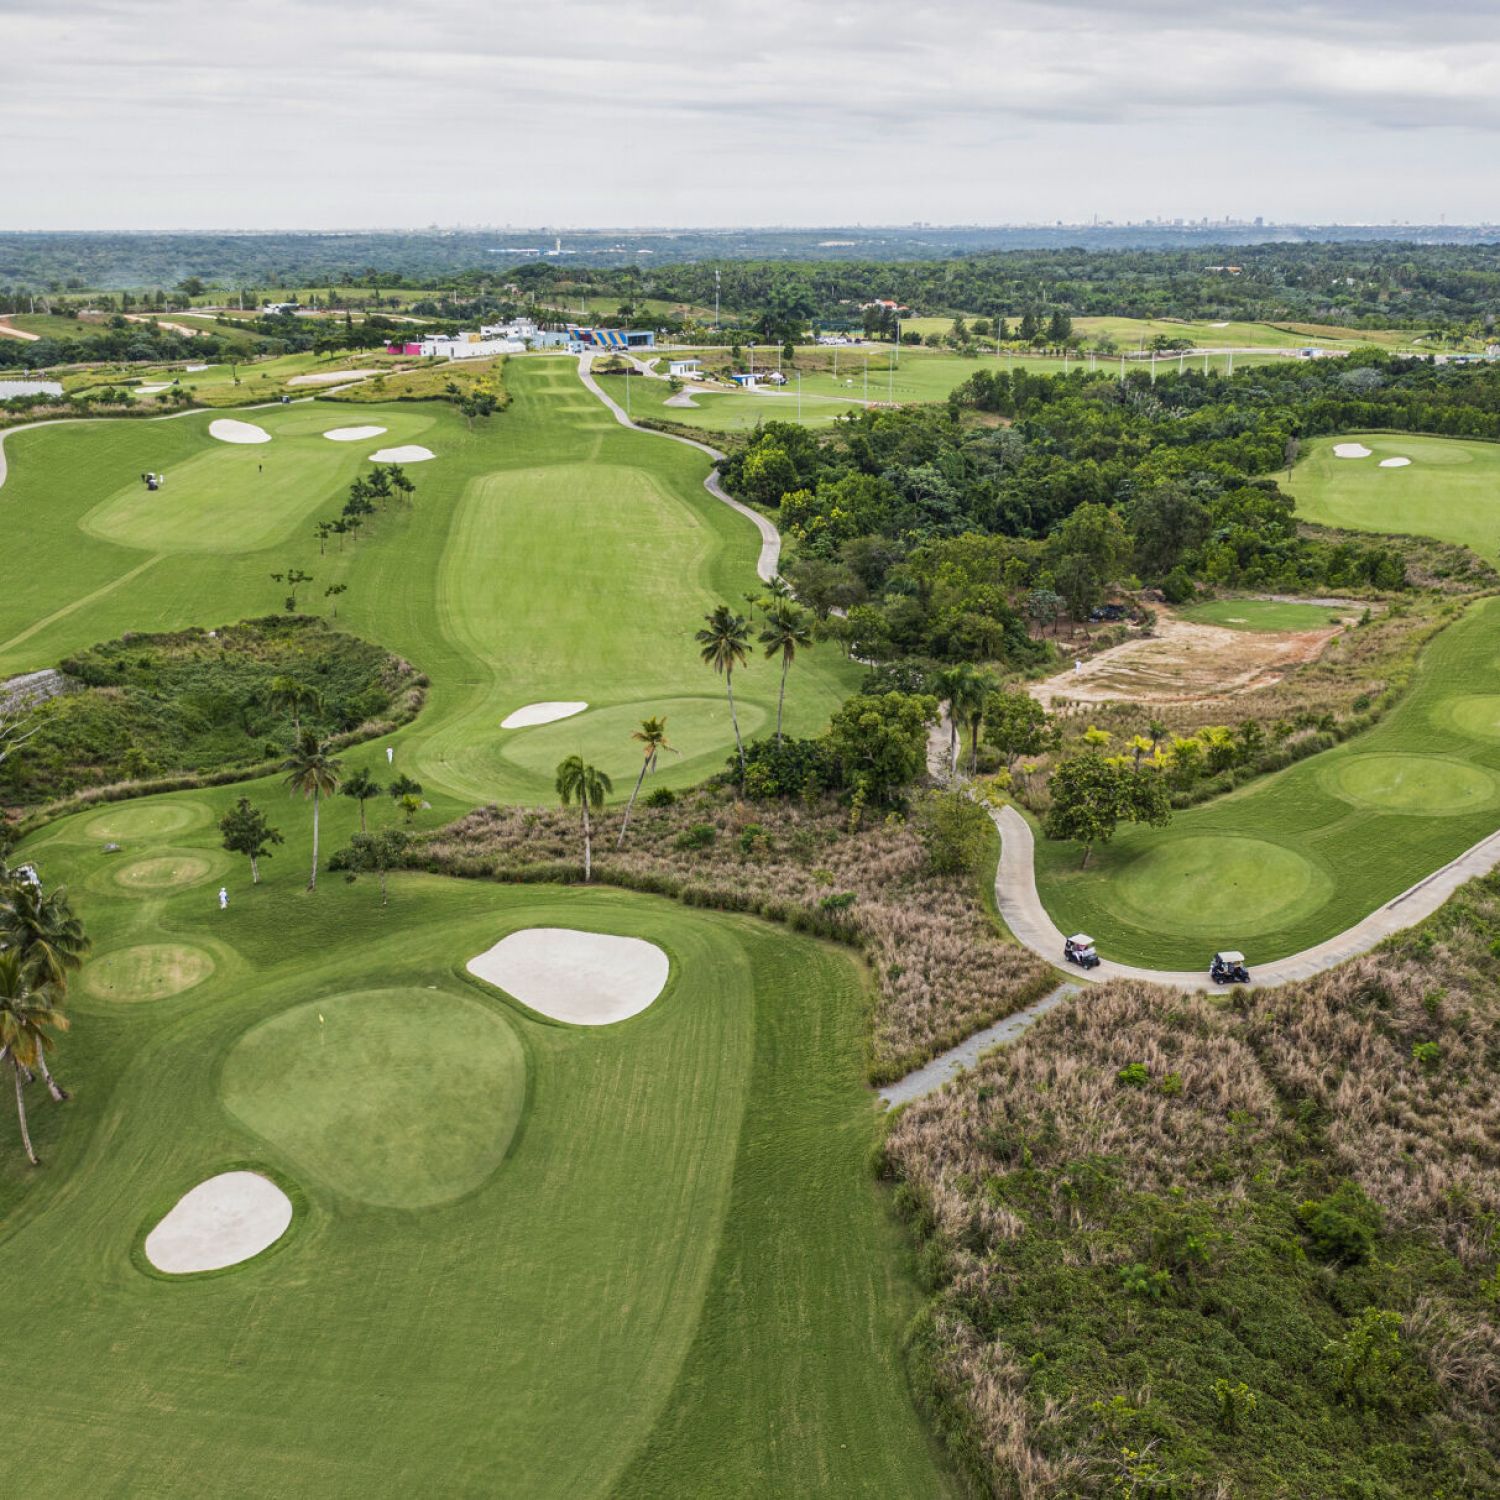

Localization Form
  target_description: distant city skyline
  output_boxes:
[5,0,1498,231]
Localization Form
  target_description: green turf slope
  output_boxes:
[0,784,951,1497]
[0,358,858,803]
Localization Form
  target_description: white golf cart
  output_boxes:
[1063,933,1101,970]
[1209,950,1251,985]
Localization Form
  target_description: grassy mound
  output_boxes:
[2,616,420,807]
[81,942,215,1001]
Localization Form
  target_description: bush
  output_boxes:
[1298,1182,1382,1266]
[674,823,716,851]
[643,786,677,808]
[914,789,992,876]
[1161,566,1196,604]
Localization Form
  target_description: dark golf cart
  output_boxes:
[1210,950,1251,985]
[1064,933,1101,970]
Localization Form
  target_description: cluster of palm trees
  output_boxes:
[554,717,677,882]
[0,862,88,1166]
[695,593,813,782]
[932,662,994,780]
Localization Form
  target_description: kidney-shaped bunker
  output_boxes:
[467,927,669,1025]
[144,1170,292,1274]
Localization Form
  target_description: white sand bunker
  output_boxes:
[501,700,587,729]
[467,927,669,1025]
[144,1170,292,1274]
[185,362,208,371]
[1333,442,1373,459]
[369,445,435,463]
[287,369,382,387]
[209,418,271,445]
[1210,321,1230,328]
[1380,456,1412,468]
[322,425,387,442]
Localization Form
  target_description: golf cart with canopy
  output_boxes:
[1064,933,1101,970]
[1210,951,1250,985]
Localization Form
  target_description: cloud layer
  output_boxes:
[2,0,1495,228]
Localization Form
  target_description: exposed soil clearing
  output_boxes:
[369,445,435,463]
[144,1171,292,1273]
[208,418,271,444]
[287,369,383,387]
[1380,457,1412,468]
[322,425,387,442]
[467,927,669,1025]
[501,700,587,729]
[1334,442,1373,458]
[1031,608,1340,708]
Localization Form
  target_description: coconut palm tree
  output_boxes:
[617,717,677,848]
[0,951,68,1166]
[0,875,88,1101]
[932,663,986,779]
[696,605,750,782]
[267,675,321,736]
[758,602,813,746]
[281,731,343,891]
[964,673,997,776]
[556,754,612,882]
[340,767,383,831]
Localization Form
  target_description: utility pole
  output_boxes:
[863,359,868,403]
[797,372,802,422]
[714,268,720,333]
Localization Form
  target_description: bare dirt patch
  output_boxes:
[1032,608,1342,709]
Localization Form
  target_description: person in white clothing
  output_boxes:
[218,886,229,910]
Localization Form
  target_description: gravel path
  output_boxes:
[990,802,1500,990]
[878,982,1080,1108]
[577,353,780,582]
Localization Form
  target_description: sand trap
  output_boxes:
[369,445,435,463]
[144,1171,292,1273]
[185,362,209,371]
[209,418,271,444]
[467,927,669,1025]
[501,700,587,729]
[1333,442,1372,459]
[1380,456,1412,468]
[287,369,382,387]
[1210,321,1230,328]
[322,425,387,442]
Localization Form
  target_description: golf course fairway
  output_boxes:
[0,357,857,805]
[1037,433,1500,968]
[0,357,949,1494]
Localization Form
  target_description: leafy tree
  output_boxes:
[555,754,612,882]
[824,691,938,805]
[266,674,320,734]
[388,773,423,803]
[281,731,343,891]
[0,948,69,1165]
[696,605,751,783]
[758,602,812,745]
[218,796,283,884]
[914,789,992,876]
[1044,752,1171,866]
[339,828,409,906]
[269,567,313,612]
[618,716,676,848]
[985,688,1051,772]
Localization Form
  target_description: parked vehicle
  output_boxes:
[1089,603,1129,623]
[1210,950,1251,985]
[1064,933,1101,969]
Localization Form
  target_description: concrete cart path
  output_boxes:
[577,352,780,582]
[991,802,1500,991]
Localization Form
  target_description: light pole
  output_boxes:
[714,268,720,333]
[797,372,802,422]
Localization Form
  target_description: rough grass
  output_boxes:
[413,788,1055,1082]
[885,877,1500,1496]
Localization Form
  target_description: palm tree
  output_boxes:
[267,675,321,736]
[0,876,88,1101]
[758,602,812,746]
[556,755,612,882]
[0,951,68,1166]
[697,605,751,781]
[618,717,677,848]
[340,767,382,831]
[282,732,343,891]
[932,663,985,779]
[965,673,996,776]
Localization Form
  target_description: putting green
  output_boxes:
[82,943,215,1002]
[1325,754,1496,814]
[1112,836,1333,932]
[86,801,204,840]
[1179,598,1346,632]
[1444,693,1500,741]
[112,852,214,891]
[220,988,526,1208]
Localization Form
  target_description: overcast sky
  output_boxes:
[3,0,1498,230]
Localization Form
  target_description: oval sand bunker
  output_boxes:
[467,928,669,1025]
[501,701,587,729]
[369,445,435,463]
[1380,456,1412,468]
[323,425,387,442]
[145,1171,292,1273]
[1333,442,1372,459]
[209,418,271,445]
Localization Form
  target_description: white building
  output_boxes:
[668,358,702,379]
